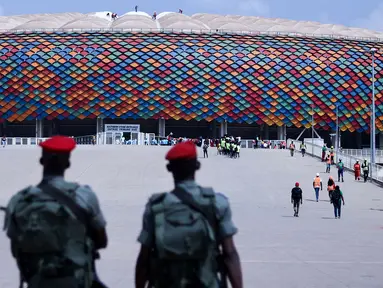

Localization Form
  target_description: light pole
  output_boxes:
[369,48,377,166]
[311,103,314,156]
[335,104,339,162]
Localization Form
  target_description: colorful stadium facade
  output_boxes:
[0,11,383,146]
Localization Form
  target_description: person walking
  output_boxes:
[329,146,335,165]
[337,159,344,182]
[327,176,335,200]
[203,140,209,158]
[354,160,361,181]
[291,182,303,217]
[3,136,108,288]
[289,141,295,157]
[362,159,369,182]
[325,154,331,173]
[300,142,306,157]
[135,141,243,288]
[330,185,345,219]
[313,173,323,202]
[321,144,327,162]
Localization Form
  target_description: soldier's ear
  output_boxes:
[195,160,201,170]
[66,160,70,169]
[39,157,43,165]
[166,163,172,172]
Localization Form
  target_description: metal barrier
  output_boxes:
[0,137,48,146]
[341,149,383,157]
[74,135,95,145]
[287,138,383,184]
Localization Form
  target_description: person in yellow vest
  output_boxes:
[313,173,323,202]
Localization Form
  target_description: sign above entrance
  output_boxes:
[105,124,140,132]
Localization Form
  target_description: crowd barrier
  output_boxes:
[287,138,383,184]
[1,137,48,146]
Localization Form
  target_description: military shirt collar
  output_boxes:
[176,179,198,188]
[42,175,64,182]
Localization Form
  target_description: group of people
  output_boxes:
[253,138,287,149]
[217,135,241,158]
[353,159,370,182]
[2,136,243,288]
[291,173,345,219]
[321,144,370,183]
[151,8,183,20]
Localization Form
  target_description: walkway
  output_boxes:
[0,146,382,287]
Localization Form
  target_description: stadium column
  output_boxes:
[220,121,227,137]
[277,125,286,140]
[263,125,269,140]
[36,119,43,138]
[356,132,362,149]
[96,118,104,144]
[158,118,166,137]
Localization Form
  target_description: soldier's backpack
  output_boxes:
[331,189,341,203]
[149,186,219,288]
[6,182,94,288]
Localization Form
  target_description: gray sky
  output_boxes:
[1,0,383,31]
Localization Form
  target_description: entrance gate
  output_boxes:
[104,124,140,145]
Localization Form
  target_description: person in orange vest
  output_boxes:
[327,176,335,199]
[325,154,331,173]
[313,173,323,202]
[330,146,335,165]
[354,160,361,181]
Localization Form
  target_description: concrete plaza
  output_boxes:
[0,145,382,288]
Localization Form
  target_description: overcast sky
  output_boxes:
[1,0,383,31]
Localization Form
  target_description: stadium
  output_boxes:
[0,10,383,147]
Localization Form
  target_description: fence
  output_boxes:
[341,149,383,157]
[287,138,383,184]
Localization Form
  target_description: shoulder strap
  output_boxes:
[37,181,90,229]
[172,186,216,229]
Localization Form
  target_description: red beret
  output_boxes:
[166,141,197,161]
[39,136,76,153]
[295,182,299,187]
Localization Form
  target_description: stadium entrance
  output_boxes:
[103,124,140,145]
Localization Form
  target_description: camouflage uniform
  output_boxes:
[137,179,237,287]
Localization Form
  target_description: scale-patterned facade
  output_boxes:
[0,31,382,132]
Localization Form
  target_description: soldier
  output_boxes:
[3,136,108,288]
[135,141,243,288]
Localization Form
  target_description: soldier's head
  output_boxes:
[39,136,76,175]
[165,141,200,182]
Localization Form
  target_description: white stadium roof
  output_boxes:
[0,11,382,40]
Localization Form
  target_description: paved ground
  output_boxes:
[0,146,383,288]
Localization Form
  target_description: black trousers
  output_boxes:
[363,171,368,182]
[293,200,300,214]
[203,149,208,158]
